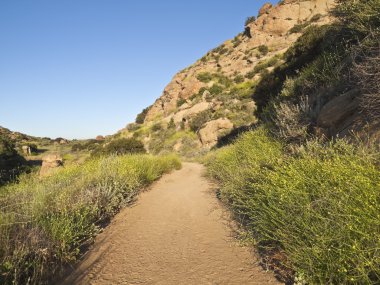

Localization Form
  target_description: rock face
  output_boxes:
[40,154,63,177]
[173,102,211,124]
[21,145,32,156]
[199,118,234,148]
[317,90,360,135]
[143,0,335,122]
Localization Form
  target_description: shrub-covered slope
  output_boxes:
[206,129,380,284]
[205,0,380,283]
[119,0,379,156]
[118,0,337,155]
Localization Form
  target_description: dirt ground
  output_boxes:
[61,163,281,285]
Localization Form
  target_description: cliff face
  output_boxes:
[144,0,335,122]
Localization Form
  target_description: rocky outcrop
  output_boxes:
[317,90,360,132]
[258,3,273,17]
[173,102,211,124]
[198,118,234,148]
[21,145,32,156]
[40,154,63,177]
[143,0,335,122]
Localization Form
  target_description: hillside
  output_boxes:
[118,0,337,154]
[118,0,379,156]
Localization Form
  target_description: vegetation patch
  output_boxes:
[0,154,181,284]
[206,128,380,284]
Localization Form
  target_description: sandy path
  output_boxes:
[62,163,280,285]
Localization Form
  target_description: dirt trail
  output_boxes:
[62,163,280,285]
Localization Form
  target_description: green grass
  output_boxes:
[0,154,181,285]
[205,129,380,284]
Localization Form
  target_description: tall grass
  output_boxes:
[206,129,380,284]
[0,154,181,284]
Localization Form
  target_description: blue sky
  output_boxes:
[0,0,277,139]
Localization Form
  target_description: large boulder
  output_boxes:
[317,90,360,134]
[40,154,63,177]
[173,102,211,124]
[198,118,233,148]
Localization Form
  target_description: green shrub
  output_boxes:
[252,25,338,114]
[310,13,322,22]
[232,36,242,48]
[0,136,28,185]
[135,107,150,124]
[245,16,256,26]
[258,45,269,55]
[212,44,229,55]
[167,118,176,129]
[151,122,163,132]
[92,138,145,157]
[230,81,256,99]
[196,72,213,83]
[209,84,224,95]
[71,143,84,152]
[0,154,181,284]
[206,129,380,284]
[289,23,310,34]
[332,0,380,38]
[234,75,244,84]
[189,110,213,132]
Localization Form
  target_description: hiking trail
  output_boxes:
[62,163,280,285]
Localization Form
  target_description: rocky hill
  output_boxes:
[120,0,379,155]
[144,0,335,122]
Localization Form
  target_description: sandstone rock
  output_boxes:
[198,118,233,148]
[173,141,183,152]
[96,135,105,141]
[179,102,191,111]
[22,145,31,156]
[317,90,360,129]
[40,154,63,177]
[173,102,211,124]
[258,3,273,17]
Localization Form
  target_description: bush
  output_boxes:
[289,23,310,34]
[177,98,187,107]
[0,136,28,185]
[92,138,145,157]
[232,36,242,48]
[209,84,224,95]
[245,16,256,26]
[151,122,163,132]
[332,0,380,38]
[71,143,84,152]
[252,25,338,114]
[270,97,310,144]
[310,13,322,22]
[258,45,269,55]
[196,72,213,83]
[206,129,380,284]
[212,44,229,55]
[234,75,244,84]
[354,43,380,119]
[189,110,213,132]
[135,107,150,124]
[0,154,181,284]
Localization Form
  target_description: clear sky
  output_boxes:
[0,0,277,139]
